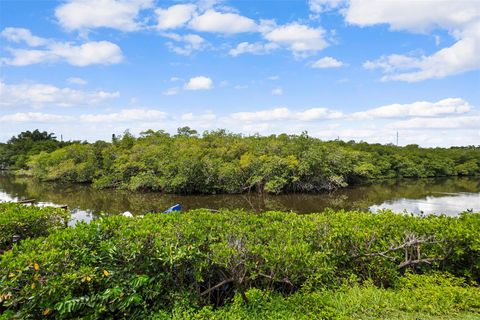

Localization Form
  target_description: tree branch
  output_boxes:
[258,273,294,287]
[201,278,234,296]
[398,257,443,269]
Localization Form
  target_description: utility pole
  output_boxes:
[396,131,399,146]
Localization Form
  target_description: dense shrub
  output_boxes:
[23,129,480,194]
[1,209,479,319]
[0,203,70,252]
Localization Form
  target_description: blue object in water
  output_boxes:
[163,204,182,213]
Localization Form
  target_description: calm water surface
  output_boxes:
[0,174,478,223]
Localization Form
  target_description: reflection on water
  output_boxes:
[0,173,478,223]
[370,192,480,215]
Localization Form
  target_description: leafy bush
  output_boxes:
[0,209,479,319]
[0,203,70,252]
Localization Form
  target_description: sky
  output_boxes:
[0,0,479,146]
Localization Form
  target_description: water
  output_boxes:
[0,173,478,223]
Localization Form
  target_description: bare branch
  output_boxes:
[354,233,448,270]
[258,273,294,287]
[398,257,443,269]
[201,278,234,296]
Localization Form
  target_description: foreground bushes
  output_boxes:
[0,203,70,252]
[1,209,479,318]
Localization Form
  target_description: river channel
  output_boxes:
[1,174,478,223]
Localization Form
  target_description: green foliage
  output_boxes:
[22,129,480,194]
[0,130,71,170]
[456,159,480,176]
[0,203,70,252]
[1,208,479,319]
[28,143,101,183]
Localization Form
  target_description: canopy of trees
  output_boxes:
[10,128,477,194]
[0,130,70,170]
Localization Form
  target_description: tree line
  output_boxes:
[1,128,479,194]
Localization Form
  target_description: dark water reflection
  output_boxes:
[0,174,478,223]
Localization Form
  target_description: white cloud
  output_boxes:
[189,9,257,34]
[1,28,123,66]
[295,108,343,120]
[184,76,214,90]
[2,49,56,66]
[230,107,342,122]
[0,80,119,108]
[162,87,180,96]
[0,112,71,122]
[257,19,278,33]
[163,33,206,55]
[351,98,472,119]
[271,87,283,96]
[263,23,328,57]
[311,56,344,68]
[156,4,259,36]
[156,4,197,30]
[308,0,345,13]
[58,2,332,59]
[55,0,154,31]
[80,109,167,123]
[49,41,124,66]
[180,112,216,121]
[344,0,479,33]
[229,42,279,56]
[392,115,480,129]
[67,77,88,85]
[231,108,290,121]
[363,23,480,82]
[267,75,280,80]
[168,33,205,45]
[336,0,480,81]
[0,27,48,47]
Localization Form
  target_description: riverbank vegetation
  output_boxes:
[1,204,479,318]
[2,129,479,194]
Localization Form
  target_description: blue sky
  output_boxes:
[0,0,479,146]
